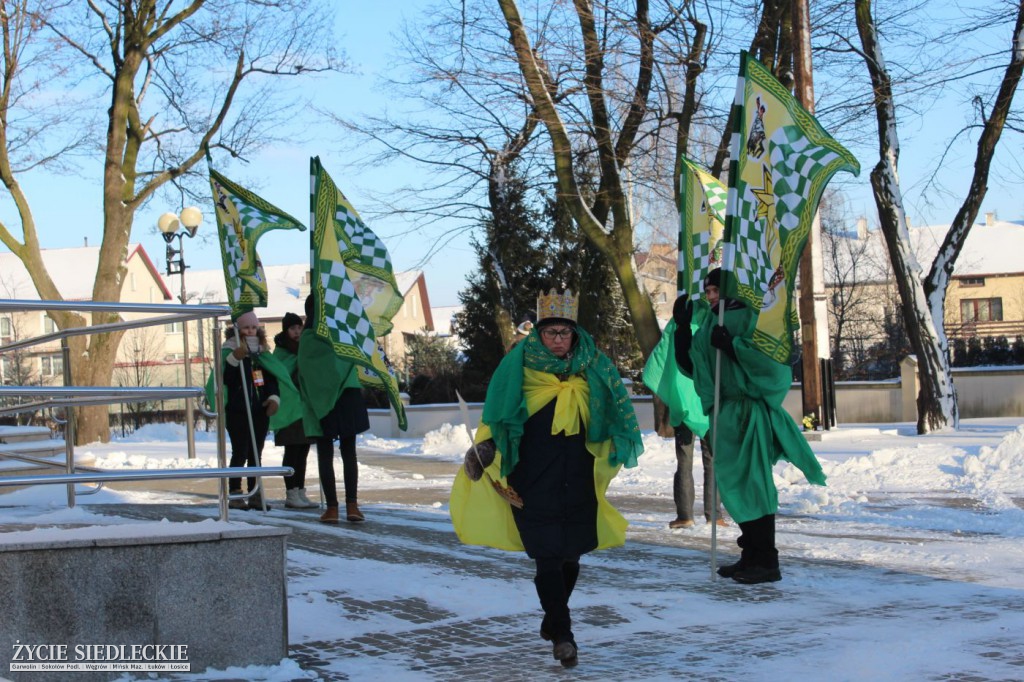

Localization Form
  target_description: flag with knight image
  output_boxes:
[209,166,306,317]
[309,156,407,430]
[720,51,860,363]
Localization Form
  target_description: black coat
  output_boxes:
[222,341,279,418]
[508,399,598,560]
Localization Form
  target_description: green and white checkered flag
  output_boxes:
[678,156,727,300]
[324,170,404,337]
[310,157,407,430]
[209,167,306,317]
[722,52,860,363]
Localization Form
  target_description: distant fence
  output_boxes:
[365,358,1024,438]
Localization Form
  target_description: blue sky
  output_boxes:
[3,2,1021,309]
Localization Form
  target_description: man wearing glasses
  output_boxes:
[450,288,644,669]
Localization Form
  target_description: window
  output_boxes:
[165,321,183,334]
[0,316,11,341]
[655,267,669,279]
[960,277,985,287]
[41,354,64,377]
[129,272,137,291]
[43,315,57,334]
[960,297,1003,323]
[0,356,10,381]
[657,291,668,303]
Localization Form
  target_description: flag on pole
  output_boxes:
[209,167,306,317]
[677,156,727,301]
[309,156,407,430]
[721,51,860,363]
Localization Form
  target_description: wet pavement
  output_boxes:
[63,446,1024,682]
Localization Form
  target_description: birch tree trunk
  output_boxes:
[854,0,1024,432]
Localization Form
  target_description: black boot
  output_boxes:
[717,523,751,577]
[534,571,577,667]
[732,514,781,584]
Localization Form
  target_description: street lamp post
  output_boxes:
[159,206,203,459]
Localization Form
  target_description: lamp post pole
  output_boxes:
[160,207,203,459]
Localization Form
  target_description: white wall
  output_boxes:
[362,365,1024,438]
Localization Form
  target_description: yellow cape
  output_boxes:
[449,367,626,552]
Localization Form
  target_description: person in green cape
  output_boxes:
[208,310,301,511]
[450,289,644,669]
[674,268,826,584]
[640,316,725,529]
[297,295,371,524]
[272,312,318,510]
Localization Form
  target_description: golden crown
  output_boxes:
[537,288,579,323]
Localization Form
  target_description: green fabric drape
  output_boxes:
[688,304,826,523]
[483,327,643,477]
[204,346,302,432]
[296,329,360,438]
[641,317,710,437]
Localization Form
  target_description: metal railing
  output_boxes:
[0,298,284,519]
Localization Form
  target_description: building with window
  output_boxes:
[0,245,173,387]
[635,242,678,322]
[183,264,435,378]
[822,212,1024,371]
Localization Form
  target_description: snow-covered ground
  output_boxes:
[1,418,1023,680]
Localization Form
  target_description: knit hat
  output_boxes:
[282,312,303,331]
[703,268,722,290]
[235,311,259,328]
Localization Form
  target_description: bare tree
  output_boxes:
[0,1,342,443]
[853,0,1024,432]
[112,326,164,432]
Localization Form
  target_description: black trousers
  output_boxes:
[226,410,269,493]
[282,443,311,489]
[316,434,358,506]
[533,557,581,644]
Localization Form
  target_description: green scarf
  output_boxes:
[483,327,644,477]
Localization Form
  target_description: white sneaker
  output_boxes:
[296,488,318,508]
[285,489,307,509]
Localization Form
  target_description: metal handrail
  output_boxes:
[0,297,231,510]
[0,387,206,416]
[0,300,229,354]
[0,467,293,521]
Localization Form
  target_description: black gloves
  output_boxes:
[672,296,693,327]
[463,439,496,481]
[710,325,737,361]
[672,296,695,374]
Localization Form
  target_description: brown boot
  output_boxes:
[346,501,365,523]
[319,505,339,524]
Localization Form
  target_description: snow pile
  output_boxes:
[958,424,1024,506]
[421,423,471,457]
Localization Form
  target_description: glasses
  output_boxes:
[540,328,573,340]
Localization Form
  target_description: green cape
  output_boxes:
[483,327,643,478]
[641,318,709,437]
[204,346,302,432]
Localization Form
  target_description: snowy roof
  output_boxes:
[825,218,1024,284]
[430,305,463,337]
[0,245,172,300]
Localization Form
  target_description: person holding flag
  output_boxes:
[643,156,728,530]
[304,157,409,523]
[206,163,306,511]
[212,311,300,510]
[673,268,825,583]
[670,50,859,583]
[299,294,371,524]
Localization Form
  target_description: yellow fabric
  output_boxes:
[449,368,626,552]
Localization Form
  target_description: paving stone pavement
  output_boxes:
[12,446,1021,681]
[97,497,1024,682]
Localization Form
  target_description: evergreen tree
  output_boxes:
[452,162,548,398]
[544,190,643,379]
